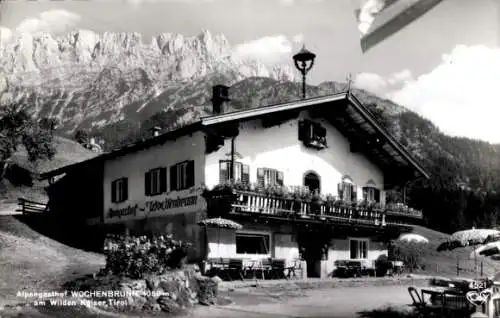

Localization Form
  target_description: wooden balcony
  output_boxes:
[204,185,423,228]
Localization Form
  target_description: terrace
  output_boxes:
[203,182,423,228]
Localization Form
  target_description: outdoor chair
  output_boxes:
[258,258,272,279]
[269,258,287,279]
[286,259,301,279]
[227,258,245,281]
[219,258,232,281]
[408,286,442,318]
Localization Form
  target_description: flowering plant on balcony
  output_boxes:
[325,194,336,205]
[290,186,313,202]
[356,200,369,210]
[385,202,422,216]
[263,184,289,198]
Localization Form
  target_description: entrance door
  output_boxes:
[298,231,324,278]
[304,172,320,194]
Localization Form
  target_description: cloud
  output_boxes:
[356,0,386,35]
[16,10,81,34]
[356,45,500,144]
[388,45,500,144]
[0,27,13,46]
[232,35,294,63]
[354,72,392,95]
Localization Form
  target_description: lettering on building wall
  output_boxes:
[106,195,198,220]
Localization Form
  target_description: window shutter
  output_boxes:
[298,120,306,141]
[111,181,117,203]
[242,164,250,185]
[160,167,167,193]
[145,171,151,196]
[186,160,195,188]
[219,160,229,184]
[337,183,344,199]
[318,125,326,137]
[122,178,128,201]
[277,171,284,186]
[351,185,357,202]
[257,168,265,188]
[170,165,178,191]
[362,187,368,201]
[374,189,380,203]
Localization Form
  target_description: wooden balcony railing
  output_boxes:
[205,188,423,227]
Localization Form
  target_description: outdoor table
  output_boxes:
[244,259,265,280]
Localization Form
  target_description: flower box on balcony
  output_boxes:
[305,138,327,150]
[203,182,422,225]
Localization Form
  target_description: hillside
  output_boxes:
[0,215,105,307]
[0,136,99,201]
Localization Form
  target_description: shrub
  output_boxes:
[100,234,193,278]
[389,241,426,272]
[375,255,393,277]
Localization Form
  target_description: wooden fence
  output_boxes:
[16,198,49,215]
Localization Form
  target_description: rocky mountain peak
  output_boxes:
[0,30,299,132]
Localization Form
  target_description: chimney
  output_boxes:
[212,85,231,114]
[150,126,162,137]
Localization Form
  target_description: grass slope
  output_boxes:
[0,215,105,307]
[408,226,500,278]
[1,136,99,202]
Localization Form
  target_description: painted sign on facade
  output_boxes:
[104,188,205,223]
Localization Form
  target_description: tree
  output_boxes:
[0,104,56,178]
[39,117,58,131]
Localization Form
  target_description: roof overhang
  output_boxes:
[39,92,429,182]
[200,93,348,126]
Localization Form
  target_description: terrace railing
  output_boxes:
[205,187,423,227]
[231,190,386,226]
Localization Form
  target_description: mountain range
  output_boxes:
[1,29,500,197]
[0,29,298,132]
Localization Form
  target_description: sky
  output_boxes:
[0,0,499,144]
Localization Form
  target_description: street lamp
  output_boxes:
[293,45,316,99]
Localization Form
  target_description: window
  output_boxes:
[236,232,271,255]
[219,160,249,184]
[170,160,195,191]
[338,176,356,202]
[304,171,321,194]
[111,178,128,203]
[145,167,167,196]
[350,238,368,259]
[257,168,284,188]
[298,120,327,149]
[362,187,380,202]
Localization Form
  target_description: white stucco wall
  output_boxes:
[102,131,207,224]
[204,110,386,202]
[206,225,299,262]
[326,237,388,276]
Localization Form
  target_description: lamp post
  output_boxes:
[293,45,316,99]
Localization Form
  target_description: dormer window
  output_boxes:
[298,119,327,149]
[338,175,357,202]
[362,179,380,203]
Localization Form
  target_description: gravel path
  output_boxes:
[183,284,425,318]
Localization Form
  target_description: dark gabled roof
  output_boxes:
[39,92,429,180]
